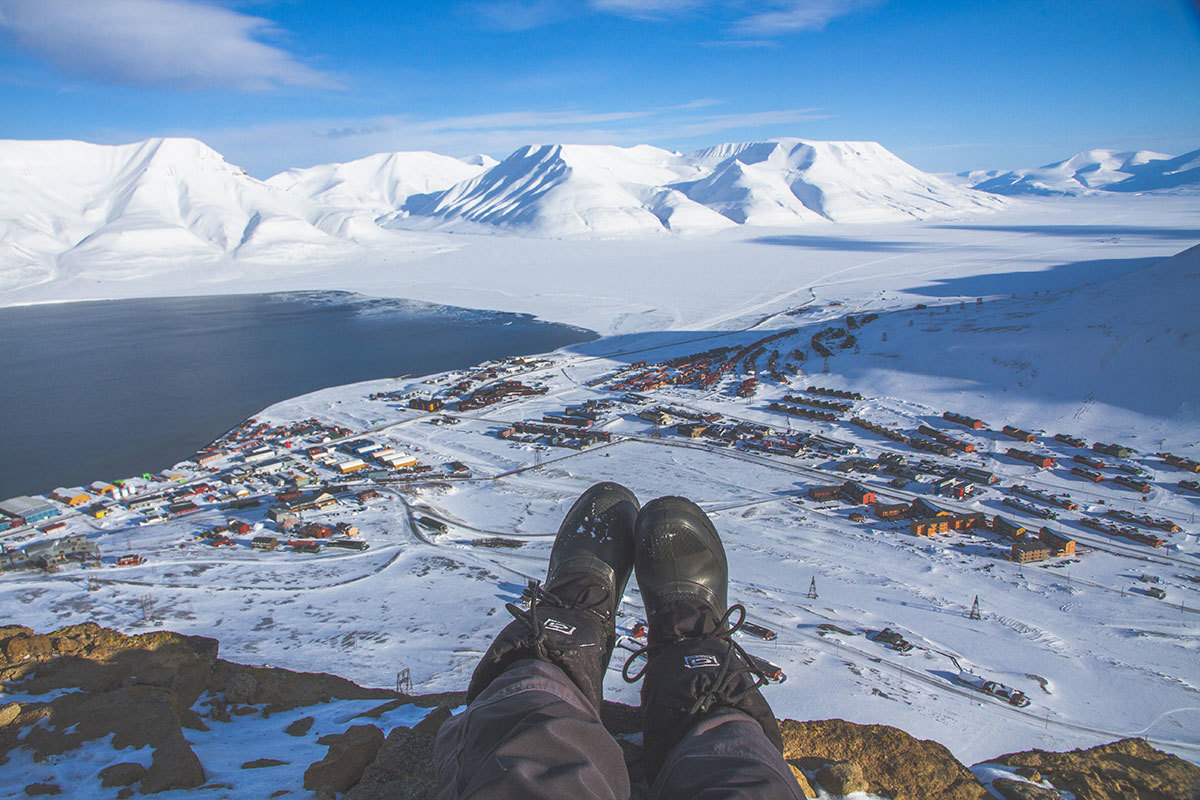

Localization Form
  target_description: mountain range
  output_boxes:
[1,136,1195,291]
[959,148,1200,196]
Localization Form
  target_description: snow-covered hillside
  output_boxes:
[392,138,1004,237]
[962,148,1200,196]
[393,143,735,237]
[0,137,407,291]
[678,139,1003,225]
[266,151,495,218]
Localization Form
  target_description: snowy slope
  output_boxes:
[839,243,1200,439]
[1106,147,1200,193]
[391,139,1003,238]
[678,138,1004,224]
[266,151,494,217]
[964,149,1176,196]
[0,137,399,289]
[393,143,734,237]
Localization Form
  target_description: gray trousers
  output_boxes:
[435,659,803,799]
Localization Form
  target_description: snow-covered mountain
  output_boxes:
[961,148,1199,196]
[390,138,1004,237]
[677,139,1003,225]
[266,151,495,218]
[392,143,734,237]
[1103,148,1200,193]
[0,137,396,289]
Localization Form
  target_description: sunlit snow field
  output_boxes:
[1,191,1198,769]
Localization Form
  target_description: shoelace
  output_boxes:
[502,580,570,663]
[620,604,772,713]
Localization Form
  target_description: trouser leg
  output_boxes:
[650,710,803,800]
[434,658,631,800]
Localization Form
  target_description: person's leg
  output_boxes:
[435,658,628,799]
[434,482,640,800]
[632,497,803,800]
[649,711,801,800]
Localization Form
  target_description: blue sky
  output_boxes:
[1,0,1198,177]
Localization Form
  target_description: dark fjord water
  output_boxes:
[0,292,596,498]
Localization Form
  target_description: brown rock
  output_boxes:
[224,671,257,704]
[179,708,209,731]
[986,737,1200,800]
[208,700,231,723]
[116,789,133,800]
[304,724,384,794]
[243,758,289,769]
[0,702,22,727]
[285,716,315,737]
[269,791,290,798]
[211,661,397,714]
[98,762,146,787]
[344,714,442,800]
[232,705,260,716]
[0,624,217,709]
[786,763,817,798]
[23,784,60,796]
[991,777,1062,800]
[17,685,204,794]
[816,760,867,795]
[780,718,990,800]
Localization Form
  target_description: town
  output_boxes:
[2,298,1198,769]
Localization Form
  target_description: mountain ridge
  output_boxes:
[961,147,1199,196]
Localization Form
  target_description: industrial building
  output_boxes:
[0,495,60,525]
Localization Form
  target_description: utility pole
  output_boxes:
[968,595,982,620]
[807,576,818,599]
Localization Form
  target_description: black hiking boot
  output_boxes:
[628,496,784,781]
[466,482,639,711]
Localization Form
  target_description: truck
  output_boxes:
[955,671,1031,707]
[870,627,914,653]
[739,621,778,641]
[746,653,786,683]
[416,515,450,534]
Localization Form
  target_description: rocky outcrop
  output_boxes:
[209,658,396,713]
[98,763,147,788]
[345,705,452,800]
[0,623,402,794]
[304,724,385,794]
[2,623,1197,799]
[981,738,1200,800]
[991,776,1063,800]
[781,718,991,800]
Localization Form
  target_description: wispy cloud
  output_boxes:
[183,100,831,177]
[589,0,706,20]
[468,0,572,31]
[0,0,340,91]
[733,0,881,35]
[468,0,879,35]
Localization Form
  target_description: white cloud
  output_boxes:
[733,0,879,35]
[181,101,830,177]
[469,0,571,31]
[0,0,340,91]
[586,0,877,35]
[589,0,705,18]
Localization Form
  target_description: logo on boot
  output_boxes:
[684,654,720,669]
[544,618,577,635]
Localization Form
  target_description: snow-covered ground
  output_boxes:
[2,233,1198,768]
[1,178,1198,776]
[2,188,1196,340]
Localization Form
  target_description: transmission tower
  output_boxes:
[968,595,982,620]
[396,667,413,695]
[807,576,818,600]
